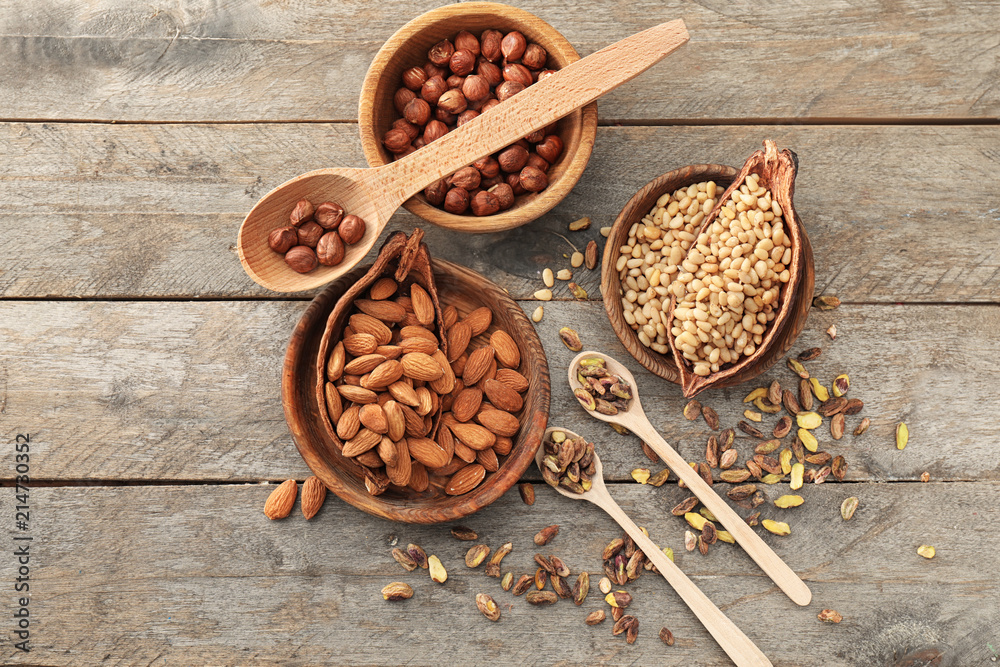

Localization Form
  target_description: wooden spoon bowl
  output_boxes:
[358,2,599,233]
[601,163,814,389]
[282,258,550,523]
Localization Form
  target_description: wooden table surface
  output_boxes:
[2,1,999,665]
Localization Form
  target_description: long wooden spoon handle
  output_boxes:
[626,417,812,607]
[374,19,689,203]
[591,493,772,667]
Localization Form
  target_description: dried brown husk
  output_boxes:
[666,140,806,397]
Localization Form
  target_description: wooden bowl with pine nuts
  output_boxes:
[358,2,598,232]
[601,164,815,387]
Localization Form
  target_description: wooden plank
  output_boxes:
[0,300,995,483]
[1,0,998,121]
[1,122,1000,301]
[1,481,996,665]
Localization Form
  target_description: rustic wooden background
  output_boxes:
[2,0,999,665]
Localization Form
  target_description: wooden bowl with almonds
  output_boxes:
[283,239,549,523]
[601,157,815,396]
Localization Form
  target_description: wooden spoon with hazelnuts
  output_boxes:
[237,19,689,293]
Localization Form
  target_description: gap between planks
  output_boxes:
[0,117,997,126]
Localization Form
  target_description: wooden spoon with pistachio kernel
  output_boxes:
[537,427,772,667]
[568,350,813,607]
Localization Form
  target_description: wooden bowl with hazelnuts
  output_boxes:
[359,2,598,232]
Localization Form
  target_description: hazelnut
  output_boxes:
[449,166,481,191]
[424,62,448,79]
[446,74,465,90]
[289,199,314,226]
[315,202,345,229]
[505,172,525,195]
[498,144,529,173]
[382,128,411,154]
[473,155,500,178]
[424,179,449,206]
[526,153,550,173]
[476,61,503,87]
[449,49,476,77]
[395,145,416,159]
[500,31,526,61]
[480,174,504,190]
[524,128,545,143]
[437,89,468,115]
[535,134,564,163]
[537,69,557,82]
[481,29,503,62]
[514,138,531,151]
[403,97,431,126]
[394,87,416,115]
[420,76,447,105]
[519,165,548,192]
[462,75,490,102]
[489,183,516,210]
[470,190,501,216]
[457,109,480,126]
[338,215,366,245]
[402,66,427,91]
[502,62,533,87]
[285,246,318,273]
[422,120,448,144]
[268,226,298,254]
[297,221,324,248]
[413,137,426,149]
[433,107,455,125]
[392,118,419,141]
[443,187,470,214]
[428,39,454,66]
[522,43,548,70]
[316,231,345,266]
[480,98,501,114]
[454,30,480,57]
[495,81,525,102]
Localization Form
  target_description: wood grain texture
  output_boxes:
[1,481,996,666]
[0,300,996,483]
[1,0,997,121]
[1,123,999,301]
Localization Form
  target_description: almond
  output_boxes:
[415,386,435,416]
[369,277,398,300]
[451,352,469,377]
[452,388,483,422]
[476,408,520,437]
[344,353,387,375]
[375,344,403,360]
[409,461,430,492]
[377,434,398,467]
[385,438,412,487]
[447,321,472,362]
[327,341,347,380]
[410,283,436,326]
[483,378,523,412]
[449,422,496,451]
[324,382,343,423]
[432,457,466,477]
[446,464,486,495]
[363,359,404,389]
[342,333,378,357]
[300,476,327,520]
[443,305,459,329]
[490,330,520,368]
[359,404,389,434]
[396,295,413,312]
[495,368,529,393]
[493,435,513,455]
[388,380,420,407]
[436,426,456,460]
[355,299,406,323]
[342,428,382,457]
[264,479,297,520]
[463,346,495,385]
[349,313,392,344]
[401,404,430,437]
[401,313,422,327]
[463,307,493,336]
[454,439,477,463]
[400,325,437,342]
[356,449,383,468]
[399,337,438,355]
[337,384,378,404]
[476,447,500,472]
[401,352,444,382]
[383,400,406,441]
[336,405,361,440]
[408,436,452,469]
[428,350,456,395]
